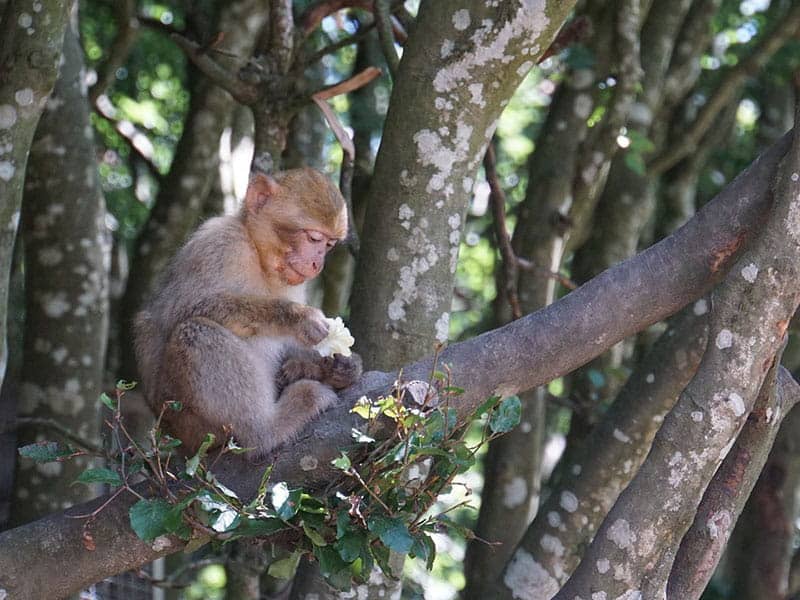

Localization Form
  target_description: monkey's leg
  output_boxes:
[278,349,363,390]
[269,379,339,447]
[164,316,279,453]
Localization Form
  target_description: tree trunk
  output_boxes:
[350,0,577,369]
[0,0,71,392]
[11,9,110,526]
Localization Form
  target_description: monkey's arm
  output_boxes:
[278,348,363,391]
[188,294,328,345]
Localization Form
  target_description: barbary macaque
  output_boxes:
[133,167,362,456]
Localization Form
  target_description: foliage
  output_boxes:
[18,377,521,591]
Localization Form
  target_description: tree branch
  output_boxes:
[373,0,399,77]
[0,131,792,599]
[88,0,139,104]
[485,142,522,319]
[667,365,800,599]
[649,2,800,176]
[554,106,800,600]
[171,33,260,105]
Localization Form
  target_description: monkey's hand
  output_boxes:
[276,350,362,391]
[294,306,330,346]
[321,353,363,390]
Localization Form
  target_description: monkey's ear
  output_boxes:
[245,171,282,213]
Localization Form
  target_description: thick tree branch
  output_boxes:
[0,130,793,599]
[493,305,708,597]
[554,106,800,600]
[667,366,800,599]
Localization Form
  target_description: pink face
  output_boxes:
[281,229,339,285]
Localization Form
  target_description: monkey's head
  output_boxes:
[243,167,348,286]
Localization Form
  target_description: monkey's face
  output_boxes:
[279,228,338,285]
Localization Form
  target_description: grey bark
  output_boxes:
[0,129,791,600]
[11,7,110,526]
[0,0,71,392]
[553,104,800,600]
[349,0,578,370]
[492,304,707,598]
[668,372,800,599]
[464,3,616,587]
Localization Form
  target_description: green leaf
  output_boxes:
[452,442,476,473]
[303,522,328,546]
[300,495,327,514]
[268,551,302,580]
[185,433,215,477]
[367,515,414,554]
[230,517,287,539]
[331,452,351,471]
[272,482,302,521]
[158,436,182,450]
[116,380,137,391]
[335,530,366,563]
[184,455,201,477]
[351,396,373,419]
[210,509,239,533]
[129,499,173,541]
[225,438,249,453]
[249,465,273,509]
[313,545,352,589]
[18,441,74,463]
[624,152,646,176]
[100,392,117,411]
[336,511,351,538]
[410,533,436,570]
[205,471,239,500]
[351,428,375,443]
[162,505,191,540]
[473,395,501,419]
[74,467,122,487]
[168,401,183,412]
[489,396,522,433]
[372,542,394,577]
[422,410,445,444]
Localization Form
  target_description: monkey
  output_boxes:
[133,167,362,457]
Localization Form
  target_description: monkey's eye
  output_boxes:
[306,230,325,243]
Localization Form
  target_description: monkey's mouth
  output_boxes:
[284,264,312,284]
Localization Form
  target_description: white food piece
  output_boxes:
[315,317,354,357]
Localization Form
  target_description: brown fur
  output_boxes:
[133,167,361,456]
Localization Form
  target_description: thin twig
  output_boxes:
[171,34,260,105]
[374,0,399,76]
[347,466,393,514]
[517,257,577,290]
[89,0,139,104]
[12,417,105,454]
[303,21,378,66]
[313,66,382,101]
[484,142,523,319]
